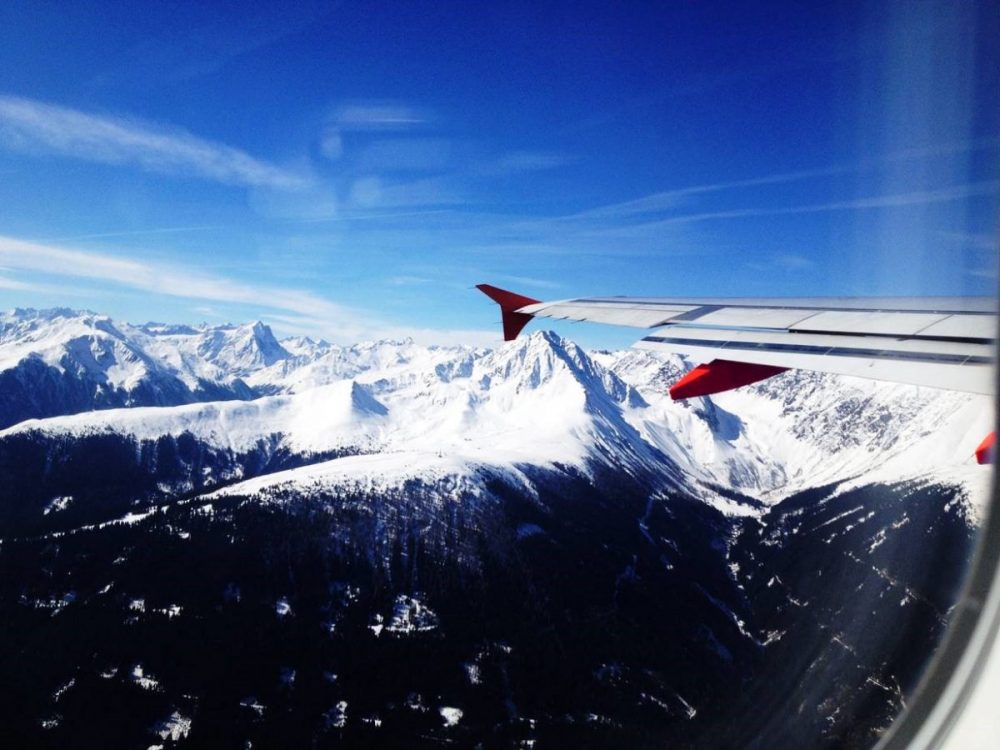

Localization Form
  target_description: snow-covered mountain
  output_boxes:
[1,307,990,513]
[0,309,271,428]
[0,308,484,428]
[0,306,992,748]
[595,347,991,506]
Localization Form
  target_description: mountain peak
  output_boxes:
[499,329,596,373]
[247,321,290,363]
[188,320,289,375]
[477,329,638,410]
[140,322,202,336]
[6,306,96,322]
[350,381,389,416]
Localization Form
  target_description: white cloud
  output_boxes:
[487,274,563,290]
[385,275,433,286]
[348,175,462,209]
[484,151,575,175]
[0,95,310,190]
[569,141,999,222]
[333,102,431,131]
[0,274,46,292]
[265,310,498,347]
[319,127,343,160]
[568,166,849,221]
[589,181,1000,234]
[0,234,362,331]
[45,225,219,243]
[0,235,494,346]
[247,182,338,220]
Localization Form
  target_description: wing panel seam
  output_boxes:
[642,335,994,365]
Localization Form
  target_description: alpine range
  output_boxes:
[0,306,991,748]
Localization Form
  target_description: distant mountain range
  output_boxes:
[0,306,992,748]
[0,307,989,503]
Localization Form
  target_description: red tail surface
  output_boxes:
[476,284,540,341]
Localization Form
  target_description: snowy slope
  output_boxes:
[596,348,992,505]
[0,308,491,429]
[0,308,181,391]
[139,319,294,386]
[2,332,681,491]
[1,379,389,454]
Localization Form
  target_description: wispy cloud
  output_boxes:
[347,175,463,209]
[0,272,83,297]
[488,274,564,291]
[480,151,576,176]
[43,225,221,243]
[567,166,854,221]
[332,102,432,131]
[586,181,1000,235]
[0,95,310,190]
[386,275,434,286]
[0,233,347,321]
[0,274,46,292]
[294,208,453,225]
[0,234,495,345]
[569,141,1000,222]
[191,305,223,318]
[320,101,435,169]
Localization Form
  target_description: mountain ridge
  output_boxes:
[0,306,990,510]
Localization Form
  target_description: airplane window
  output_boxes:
[0,2,996,748]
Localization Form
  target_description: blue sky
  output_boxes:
[0,0,997,349]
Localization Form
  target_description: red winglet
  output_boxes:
[975,431,996,465]
[476,284,541,341]
[669,359,788,400]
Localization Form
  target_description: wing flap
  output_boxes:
[522,300,694,328]
[688,307,821,328]
[787,310,951,337]
[636,336,993,395]
[641,326,993,359]
[918,314,998,340]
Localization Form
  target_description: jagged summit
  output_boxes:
[193,320,289,374]
[140,322,202,336]
[478,330,641,412]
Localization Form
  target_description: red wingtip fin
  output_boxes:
[476,284,541,341]
[669,359,789,400]
[975,431,996,465]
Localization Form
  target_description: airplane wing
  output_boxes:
[477,284,997,462]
